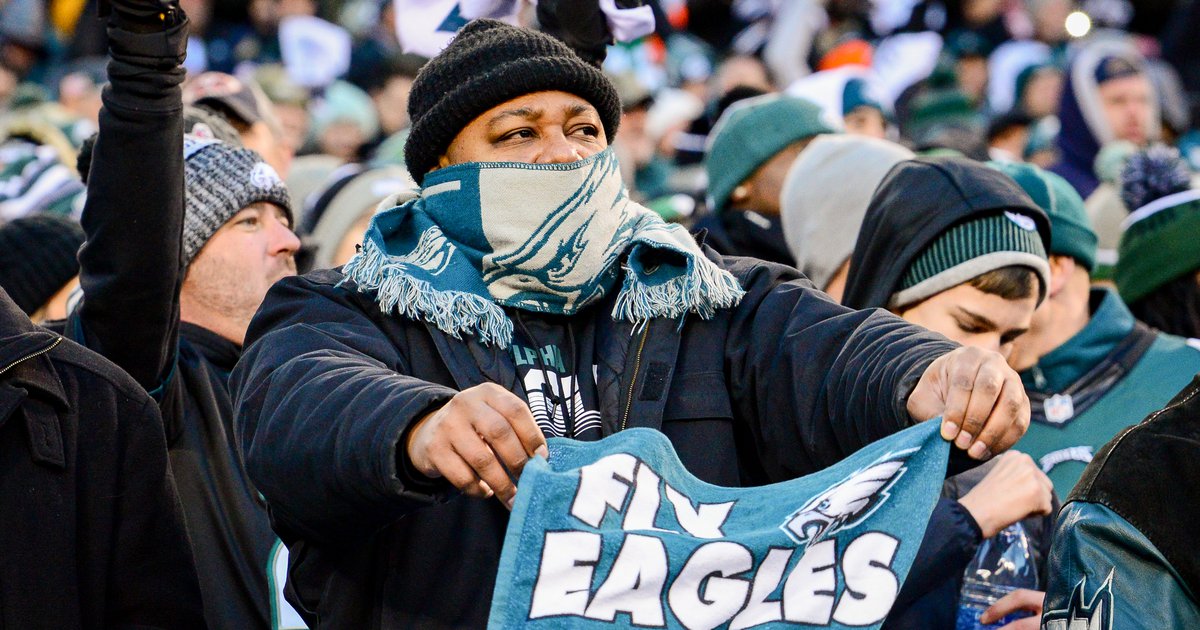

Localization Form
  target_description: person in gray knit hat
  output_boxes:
[66,17,301,625]
[177,135,297,342]
[780,134,914,301]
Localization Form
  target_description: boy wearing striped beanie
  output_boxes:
[844,157,1052,360]
[842,157,1057,628]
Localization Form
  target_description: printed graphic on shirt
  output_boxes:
[488,421,950,629]
[1043,570,1114,630]
[511,341,602,439]
[1043,393,1076,424]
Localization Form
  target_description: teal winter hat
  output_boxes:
[988,161,1098,270]
[893,211,1050,309]
[704,94,835,213]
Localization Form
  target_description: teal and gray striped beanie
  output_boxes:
[891,211,1050,309]
[988,161,1097,270]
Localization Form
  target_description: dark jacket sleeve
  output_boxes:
[722,256,958,479]
[71,14,187,401]
[884,498,983,627]
[232,273,459,544]
[106,395,207,629]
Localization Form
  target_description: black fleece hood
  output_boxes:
[842,157,1050,311]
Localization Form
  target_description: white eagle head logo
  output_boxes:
[780,449,915,547]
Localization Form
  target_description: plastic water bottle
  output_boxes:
[955,522,1039,630]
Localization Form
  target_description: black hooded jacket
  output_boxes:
[840,157,1054,629]
[842,157,1051,311]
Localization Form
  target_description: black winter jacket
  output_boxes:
[66,12,278,630]
[0,289,205,629]
[232,253,959,628]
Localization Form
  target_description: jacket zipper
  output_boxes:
[0,336,62,377]
[619,325,651,431]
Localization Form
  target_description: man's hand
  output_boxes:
[980,588,1044,629]
[958,452,1054,538]
[406,383,548,509]
[908,346,1030,460]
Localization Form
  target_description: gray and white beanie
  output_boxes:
[183,135,292,265]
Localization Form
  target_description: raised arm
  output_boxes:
[72,0,188,393]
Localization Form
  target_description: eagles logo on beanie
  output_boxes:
[403,19,622,185]
[183,136,292,265]
[892,211,1051,310]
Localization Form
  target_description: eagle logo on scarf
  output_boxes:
[399,225,456,275]
[781,449,916,547]
[1043,571,1114,630]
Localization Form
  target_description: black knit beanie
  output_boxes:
[0,215,85,315]
[404,19,621,184]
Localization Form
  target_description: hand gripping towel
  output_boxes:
[489,421,950,629]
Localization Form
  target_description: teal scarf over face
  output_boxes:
[342,148,745,347]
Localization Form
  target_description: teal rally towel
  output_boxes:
[489,421,950,629]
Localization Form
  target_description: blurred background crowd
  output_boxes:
[2,0,1199,289]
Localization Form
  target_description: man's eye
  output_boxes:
[238,217,260,227]
[502,129,535,141]
[574,125,599,137]
[956,321,986,335]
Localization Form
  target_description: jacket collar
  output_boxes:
[180,322,242,371]
[1021,289,1134,394]
[1,290,69,411]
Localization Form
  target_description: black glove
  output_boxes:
[537,0,647,67]
[101,0,183,32]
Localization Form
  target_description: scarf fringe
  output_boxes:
[342,238,515,347]
[612,256,747,327]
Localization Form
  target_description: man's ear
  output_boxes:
[1048,255,1076,297]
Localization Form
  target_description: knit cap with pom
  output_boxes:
[1119,144,1192,212]
[1116,145,1200,303]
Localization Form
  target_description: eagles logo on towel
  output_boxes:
[781,451,914,548]
[488,422,950,629]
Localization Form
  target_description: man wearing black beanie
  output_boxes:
[233,18,1035,629]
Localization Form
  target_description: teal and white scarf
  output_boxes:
[342,148,744,347]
